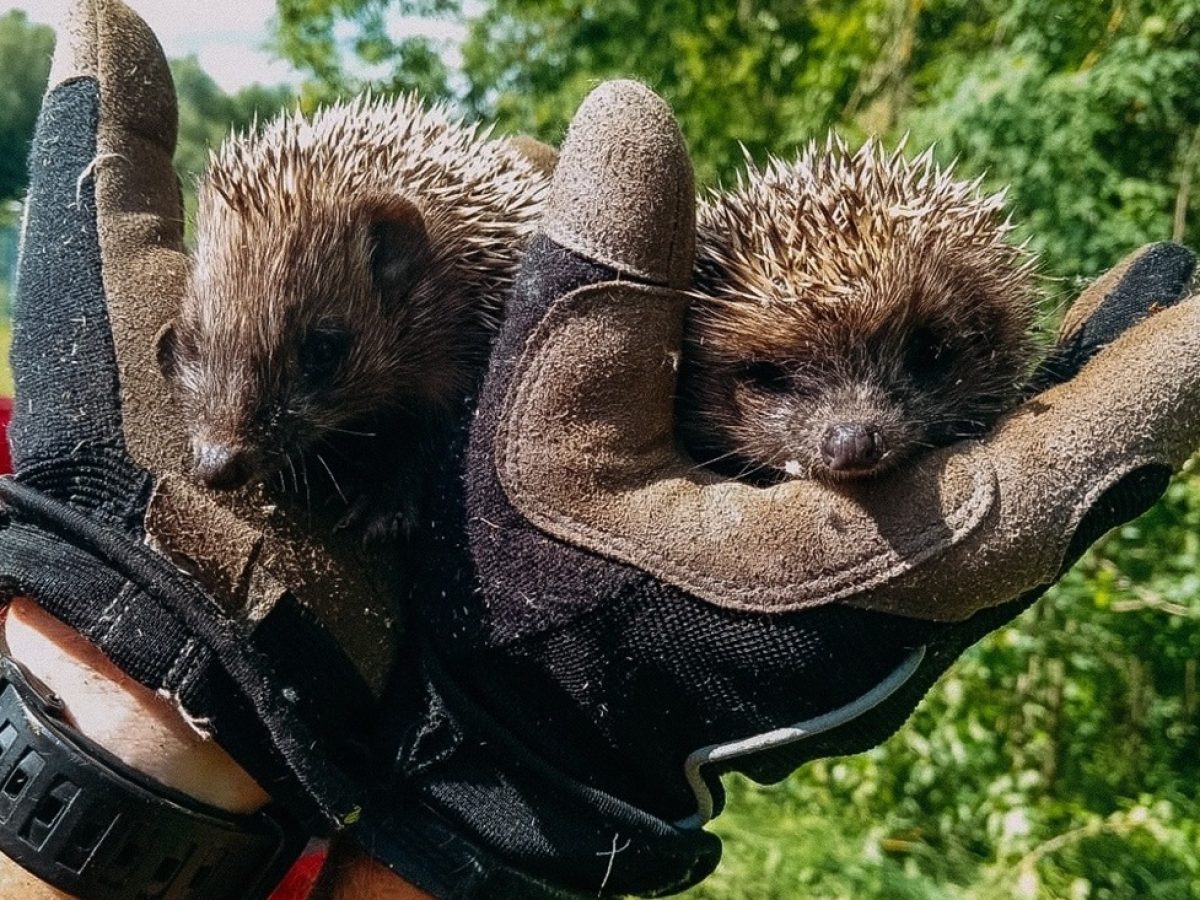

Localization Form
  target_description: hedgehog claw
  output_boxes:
[336,492,419,548]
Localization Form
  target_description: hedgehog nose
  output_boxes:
[821,423,884,473]
[192,441,253,490]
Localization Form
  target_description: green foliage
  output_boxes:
[272,0,1200,282]
[458,0,900,184]
[272,0,454,107]
[901,0,1200,283]
[0,10,54,203]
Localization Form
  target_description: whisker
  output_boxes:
[300,453,312,514]
[686,445,750,473]
[317,453,349,505]
[326,426,379,438]
[284,452,300,494]
[733,458,773,482]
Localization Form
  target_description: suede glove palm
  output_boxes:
[361,81,1200,899]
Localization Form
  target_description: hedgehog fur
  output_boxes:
[682,135,1039,482]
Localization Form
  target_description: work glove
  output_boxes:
[358,80,1200,898]
[0,1,404,892]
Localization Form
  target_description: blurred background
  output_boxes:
[1,0,1199,896]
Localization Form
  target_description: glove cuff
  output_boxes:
[359,795,580,900]
[375,645,722,898]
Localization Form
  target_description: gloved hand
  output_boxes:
[358,81,1200,898]
[0,0,404,891]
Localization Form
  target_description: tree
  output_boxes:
[0,10,55,204]
[273,0,453,106]
[272,0,1200,277]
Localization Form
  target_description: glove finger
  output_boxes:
[10,0,187,472]
[541,79,695,289]
[1028,242,1195,393]
[85,0,192,473]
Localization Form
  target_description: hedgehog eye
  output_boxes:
[905,328,950,377]
[300,328,353,384]
[739,361,791,393]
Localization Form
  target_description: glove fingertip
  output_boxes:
[1058,241,1196,344]
[94,0,178,154]
[543,79,695,289]
[1031,242,1197,393]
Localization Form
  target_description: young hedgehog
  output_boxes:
[158,96,551,541]
[680,138,1038,483]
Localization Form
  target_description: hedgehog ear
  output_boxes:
[365,196,432,308]
[155,320,181,380]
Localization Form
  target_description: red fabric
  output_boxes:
[269,851,326,900]
[0,397,11,476]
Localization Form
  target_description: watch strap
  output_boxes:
[0,640,306,899]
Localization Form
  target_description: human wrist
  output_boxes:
[311,839,433,900]
[2,596,269,814]
[1,597,434,899]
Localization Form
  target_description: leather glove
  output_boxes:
[358,80,1200,898]
[1,0,401,867]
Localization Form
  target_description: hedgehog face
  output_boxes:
[161,194,469,492]
[680,139,1037,485]
[681,299,1022,482]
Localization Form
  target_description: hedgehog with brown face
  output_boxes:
[158,95,551,541]
[679,138,1038,483]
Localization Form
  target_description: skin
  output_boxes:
[0,598,427,900]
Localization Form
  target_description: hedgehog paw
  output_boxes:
[336,493,419,547]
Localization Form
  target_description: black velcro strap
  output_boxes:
[0,641,305,900]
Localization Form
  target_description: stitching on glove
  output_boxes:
[94,579,137,644]
[542,226,673,286]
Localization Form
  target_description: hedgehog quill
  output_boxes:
[681,137,1039,484]
[159,96,551,542]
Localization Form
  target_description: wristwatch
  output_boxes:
[0,634,306,900]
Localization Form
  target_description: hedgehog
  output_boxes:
[679,137,1038,484]
[157,95,552,542]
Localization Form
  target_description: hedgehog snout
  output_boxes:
[192,438,259,491]
[820,422,885,474]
